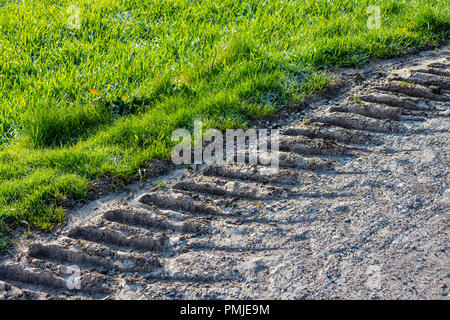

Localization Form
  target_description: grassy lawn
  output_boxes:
[0,0,448,250]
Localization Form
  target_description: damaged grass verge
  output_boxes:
[0,0,449,252]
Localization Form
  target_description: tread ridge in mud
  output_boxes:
[67,226,169,251]
[201,164,318,186]
[137,193,224,216]
[172,180,285,200]
[27,243,162,273]
[276,135,353,156]
[414,68,450,78]
[359,94,434,111]
[328,103,402,120]
[391,74,450,90]
[274,151,335,170]
[312,112,407,133]
[241,151,335,170]
[0,264,109,294]
[375,82,447,101]
[282,122,376,145]
[103,209,206,234]
[28,244,114,269]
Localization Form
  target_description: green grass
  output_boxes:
[0,0,448,249]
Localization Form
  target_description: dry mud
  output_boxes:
[1,46,449,300]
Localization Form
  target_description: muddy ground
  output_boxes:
[0,45,449,300]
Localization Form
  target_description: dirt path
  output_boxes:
[1,46,449,300]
